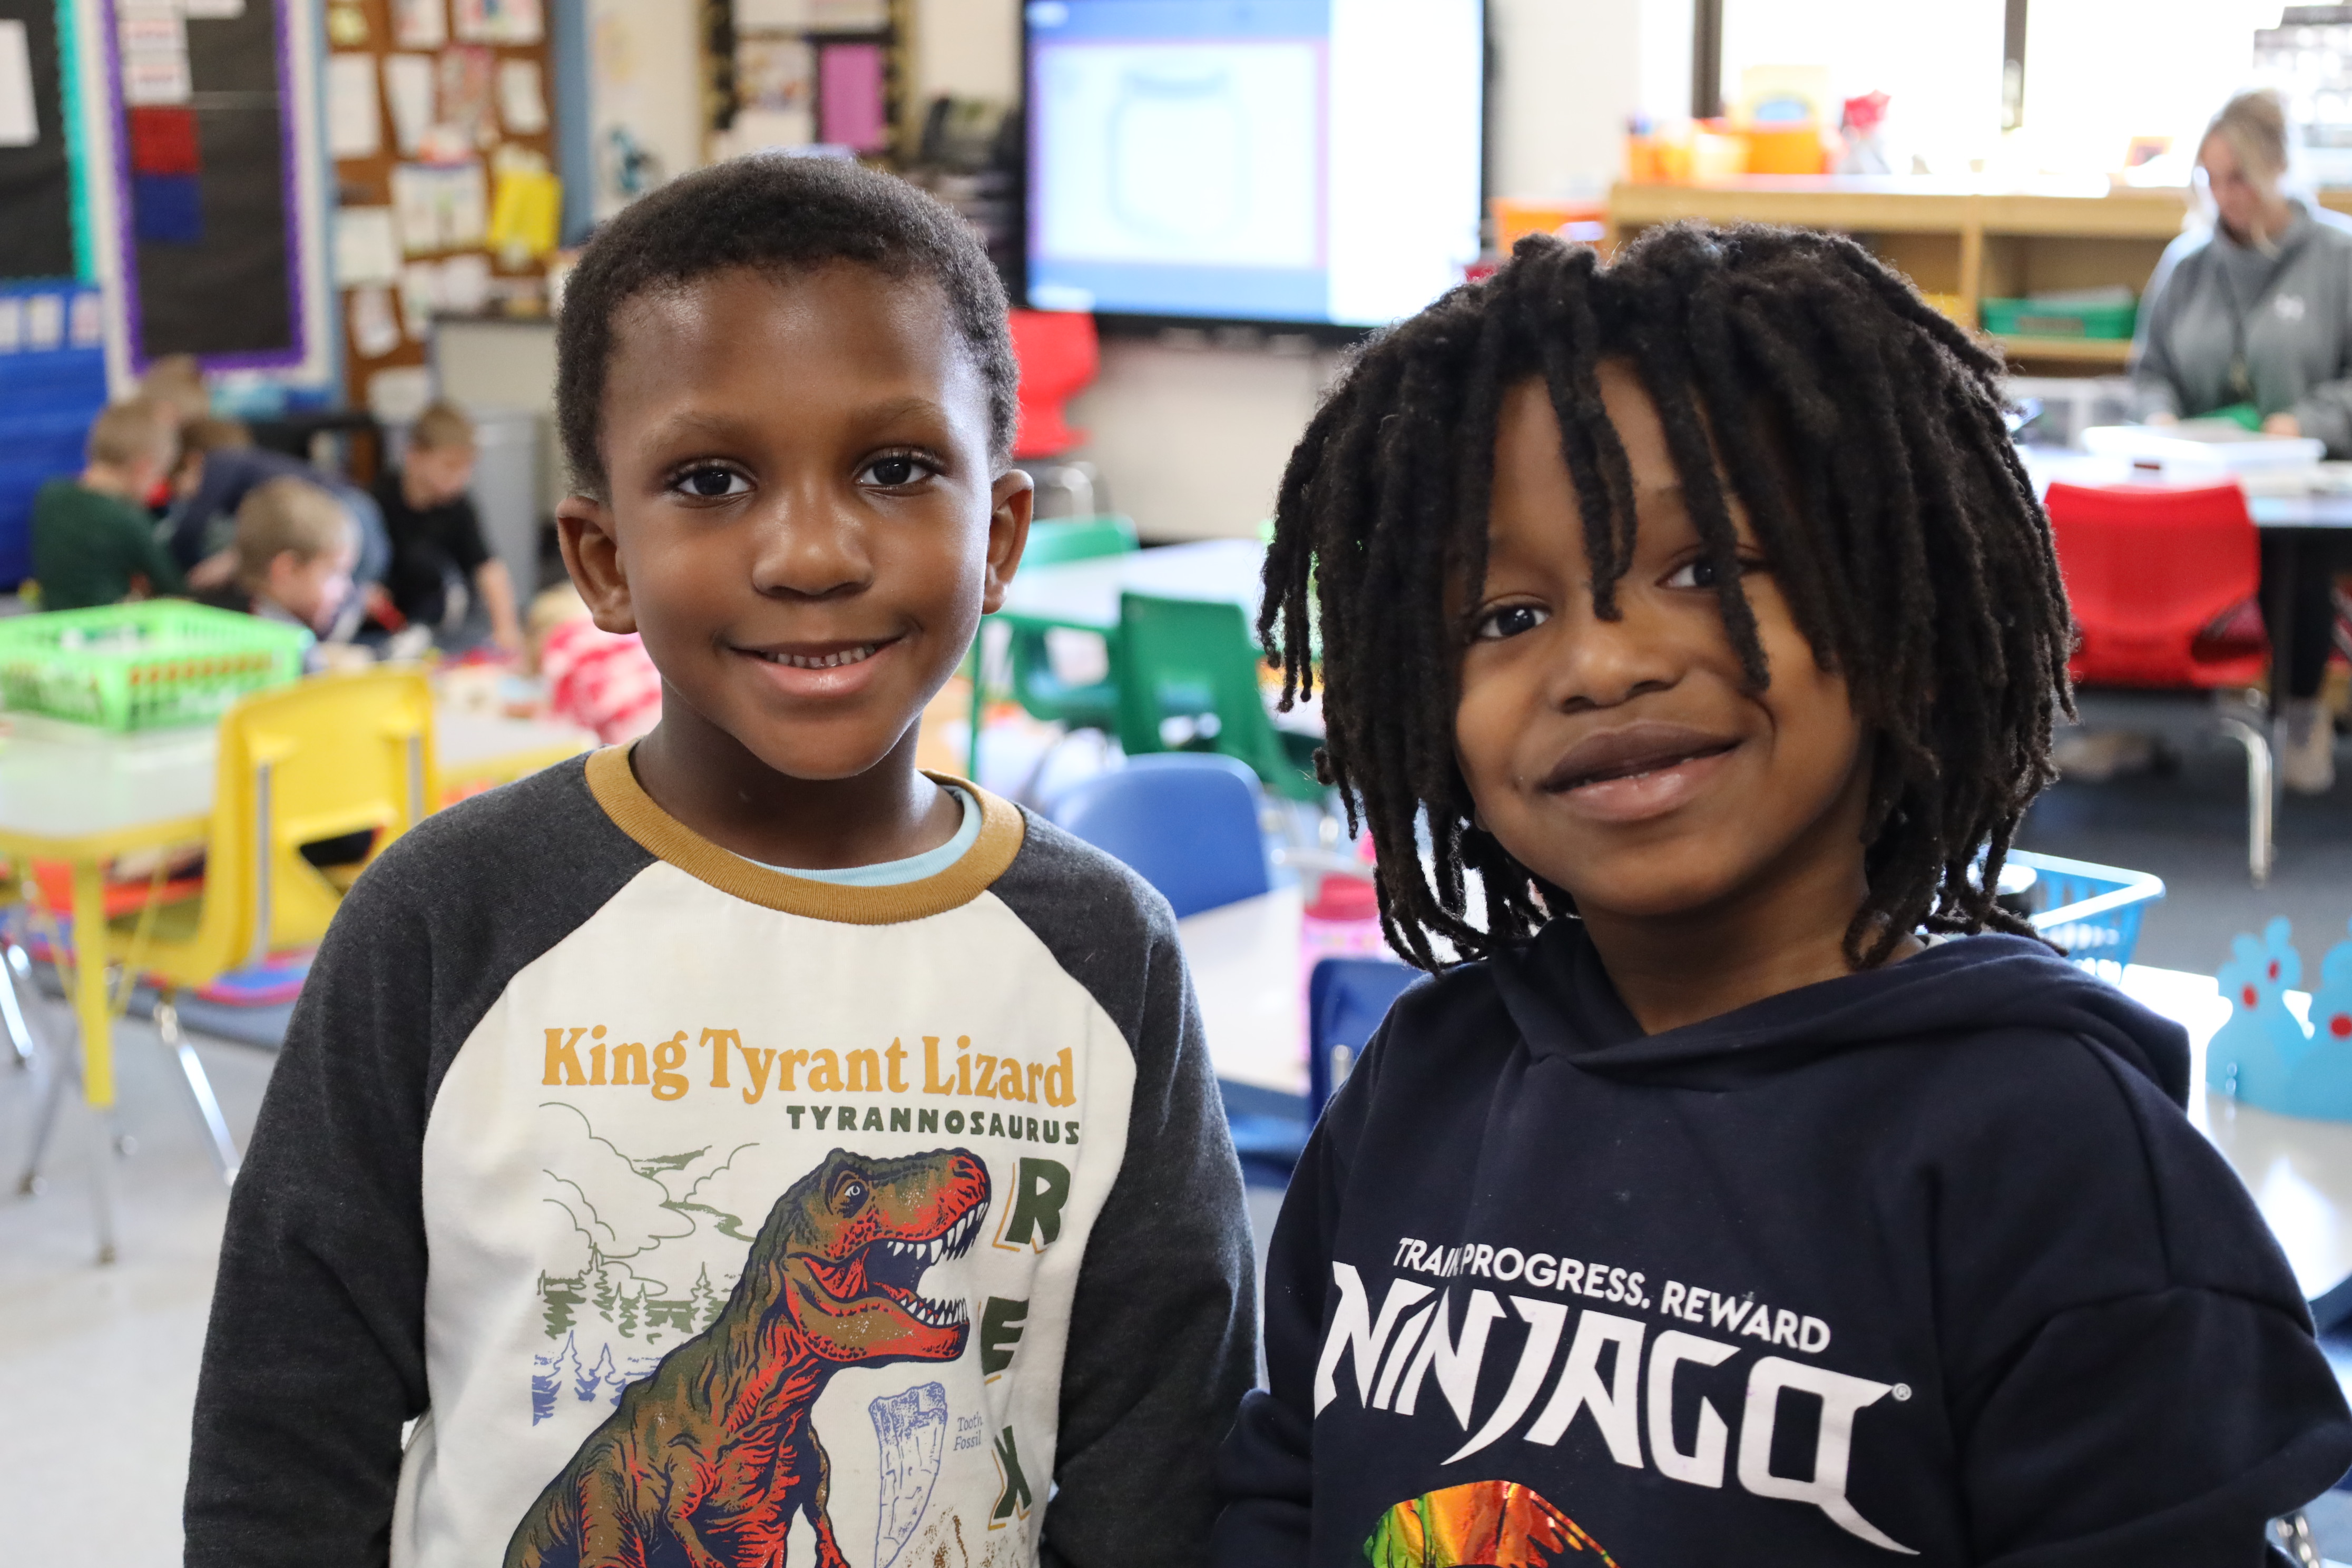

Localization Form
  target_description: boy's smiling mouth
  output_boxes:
[1540,721,1742,822]
[732,635,905,696]
[749,641,886,670]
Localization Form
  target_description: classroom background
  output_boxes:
[5,0,2352,1559]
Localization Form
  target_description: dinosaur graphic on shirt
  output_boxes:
[505,1146,990,1568]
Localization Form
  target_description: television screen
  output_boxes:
[1024,0,1485,329]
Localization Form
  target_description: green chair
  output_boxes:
[1115,592,1325,803]
[967,516,1138,773]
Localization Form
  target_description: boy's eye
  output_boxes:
[1472,603,1549,642]
[673,465,750,500]
[1661,555,1753,590]
[860,454,935,488]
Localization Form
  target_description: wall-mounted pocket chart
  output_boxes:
[83,0,332,387]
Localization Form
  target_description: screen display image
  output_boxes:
[1026,0,1484,329]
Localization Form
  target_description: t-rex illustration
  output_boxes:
[507,1147,991,1568]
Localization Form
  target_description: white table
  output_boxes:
[0,707,593,845]
[1177,893,2352,1302]
[994,537,1266,633]
[0,702,593,1110]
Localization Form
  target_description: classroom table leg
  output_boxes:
[85,1098,119,1266]
[69,860,113,1110]
[70,859,122,1262]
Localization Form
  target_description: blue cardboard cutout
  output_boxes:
[2210,917,2352,1120]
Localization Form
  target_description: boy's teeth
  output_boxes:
[769,644,877,670]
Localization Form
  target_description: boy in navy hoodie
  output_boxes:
[1217,224,2352,1566]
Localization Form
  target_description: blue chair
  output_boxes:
[1047,754,1269,918]
[1308,956,1418,1114]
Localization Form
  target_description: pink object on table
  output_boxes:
[819,43,889,153]
[1301,875,1391,1040]
[541,618,662,744]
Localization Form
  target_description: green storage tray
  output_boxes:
[1981,296,2137,339]
[0,601,311,731]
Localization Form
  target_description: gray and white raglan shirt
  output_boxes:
[185,747,1257,1568]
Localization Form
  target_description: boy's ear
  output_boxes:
[981,468,1035,616]
[555,495,638,635]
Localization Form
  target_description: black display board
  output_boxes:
[0,0,77,280]
[123,0,292,360]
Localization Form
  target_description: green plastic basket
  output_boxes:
[1981,296,2138,340]
[0,602,311,731]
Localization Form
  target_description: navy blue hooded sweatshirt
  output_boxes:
[1216,926,2352,1567]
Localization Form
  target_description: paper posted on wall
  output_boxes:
[393,0,446,50]
[497,58,546,134]
[383,53,435,155]
[336,207,402,286]
[327,52,382,160]
[368,365,433,424]
[0,21,36,149]
[454,0,542,45]
[122,52,192,107]
[397,260,439,338]
[349,284,401,359]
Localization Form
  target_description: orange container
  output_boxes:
[1742,122,1828,175]
[1491,198,1607,251]
[1691,125,1748,182]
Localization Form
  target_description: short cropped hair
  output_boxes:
[554,155,1017,498]
[2204,90,2290,188]
[410,399,476,453]
[138,354,208,424]
[234,477,355,592]
[86,397,176,470]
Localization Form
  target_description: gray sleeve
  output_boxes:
[2131,240,2191,422]
[184,760,650,1567]
[988,818,1260,1568]
[2289,245,2352,455]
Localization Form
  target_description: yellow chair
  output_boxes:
[103,669,437,1181]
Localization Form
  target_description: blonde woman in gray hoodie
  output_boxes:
[2133,89,2350,794]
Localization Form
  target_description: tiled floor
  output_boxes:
[0,1000,272,1563]
[2020,726,2351,973]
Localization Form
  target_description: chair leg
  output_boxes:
[155,994,240,1185]
[0,939,37,1071]
[16,1035,75,1195]
[2217,714,2275,887]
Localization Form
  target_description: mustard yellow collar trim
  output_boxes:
[583,745,1026,925]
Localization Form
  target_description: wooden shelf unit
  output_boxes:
[1605,179,2190,371]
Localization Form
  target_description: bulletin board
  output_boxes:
[0,0,85,281]
[320,0,560,419]
[89,0,331,379]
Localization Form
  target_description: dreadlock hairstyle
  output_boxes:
[1260,221,2074,972]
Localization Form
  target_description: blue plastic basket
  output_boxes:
[2008,848,2165,971]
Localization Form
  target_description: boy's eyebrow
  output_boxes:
[634,397,958,452]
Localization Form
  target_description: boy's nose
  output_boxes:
[1543,596,1680,712]
[749,493,874,600]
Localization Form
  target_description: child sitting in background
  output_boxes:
[31,397,185,610]
[526,581,660,742]
[200,477,359,649]
[169,426,389,600]
[171,415,253,507]
[373,400,524,655]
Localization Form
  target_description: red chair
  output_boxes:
[1007,309,1102,517]
[1008,308,1098,459]
[2044,479,2275,881]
